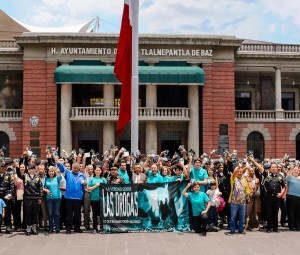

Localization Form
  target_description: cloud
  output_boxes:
[3,0,300,43]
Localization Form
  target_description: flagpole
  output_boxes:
[131,0,139,154]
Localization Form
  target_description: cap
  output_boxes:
[4,159,13,166]
[28,164,36,170]
[110,163,119,170]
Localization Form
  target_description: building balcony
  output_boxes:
[236,43,300,55]
[70,107,190,121]
[0,109,23,122]
[235,110,300,122]
[0,40,21,51]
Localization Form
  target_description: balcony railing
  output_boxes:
[237,43,300,54]
[0,109,23,122]
[236,110,300,122]
[0,40,20,51]
[70,107,190,121]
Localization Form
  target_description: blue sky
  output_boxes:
[1,0,300,44]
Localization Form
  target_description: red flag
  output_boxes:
[114,0,132,136]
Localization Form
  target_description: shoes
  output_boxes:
[84,226,90,231]
[281,223,287,227]
[93,229,97,234]
[273,229,279,233]
[26,231,31,236]
[267,229,271,233]
[32,231,38,235]
[202,232,207,236]
[66,230,71,234]
[48,230,53,234]
[56,230,60,234]
[16,228,21,232]
[6,229,13,234]
[74,229,83,233]
[239,230,246,235]
[225,230,235,235]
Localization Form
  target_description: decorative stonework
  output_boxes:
[240,123,271,141]
[0,123,16,141]
[289,124,300,141]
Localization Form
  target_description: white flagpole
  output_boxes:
[131,0,139,154]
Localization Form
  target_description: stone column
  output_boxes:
[145,84,157,153]
[188,85,199,156]
[60,83,72,155]
[103,83,115,152]
[274,65,284,120]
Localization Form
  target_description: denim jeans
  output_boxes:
[47,198,61,231]
[230,203,246,231]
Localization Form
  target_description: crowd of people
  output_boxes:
[0,145,300,237]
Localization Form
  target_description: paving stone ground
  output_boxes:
[0,227,299,255]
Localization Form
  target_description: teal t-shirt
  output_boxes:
[172,174,184,182]
[88,177,107,201]
[162,175,173,182]
[147,173,163,183]
[286,175,300,197]
[118,169,130,184]
[45,176,62,199]
[190,167,208,192]
[188,192,210,216]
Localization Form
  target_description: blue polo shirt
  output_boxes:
[88,177,107,201]
[286,175,300,197]
[45,176,62,199]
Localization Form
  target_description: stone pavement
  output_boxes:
[0,228,299,255]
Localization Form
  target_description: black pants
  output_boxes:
[286,194,300,230]
[65,199,82,231]
[60,195,66,228]
[279,198,287,224]
[91,200,100,230]
[265,194,280,230]
[12,200,22,229]
[208,206,218,226]
[193,213,208,233]
[23,198,39,226]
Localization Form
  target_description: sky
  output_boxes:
[1,0,300,44]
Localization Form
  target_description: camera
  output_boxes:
[120,147,126,153]
[161,150,169,157]
[223,149,229,158]
[246,151,254,159]
[178,145,186,153]
[70,149,77,159]
[0,145,6,153]
[190,178,196,186]
[188,149,195,157]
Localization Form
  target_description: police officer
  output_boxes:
[258,162,286,233]
[107,164,125,184]
[22,164,43,235]
[0,159,15,234]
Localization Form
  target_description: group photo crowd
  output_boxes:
[0,144,299,237]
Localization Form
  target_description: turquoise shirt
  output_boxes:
[118,169,130,184]
[190,167,208,192]
[147,172,164,183]
[45,176,62,199]
[171,174,184,182]
[286,175,300,197]
[0,198,6,214]
[188,192,210,216]
[88,177,107,201]
[162,175,173,182]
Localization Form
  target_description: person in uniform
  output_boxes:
[107,164,125,184]
[257,162,286,233]
[22,164,43,235]
[0,159,15,234]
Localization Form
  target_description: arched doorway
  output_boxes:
[247,131,264,160]
[0,131,9,157]
[296,133,300,160]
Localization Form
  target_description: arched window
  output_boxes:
[296,133,300,160]
[247,131,264,160]
[0,131,9,157]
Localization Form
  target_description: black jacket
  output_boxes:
[0,172,15,198]
[23,173,43,199]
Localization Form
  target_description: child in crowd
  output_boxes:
[206,181,222,231]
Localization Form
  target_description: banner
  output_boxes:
[100,181,190,233]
